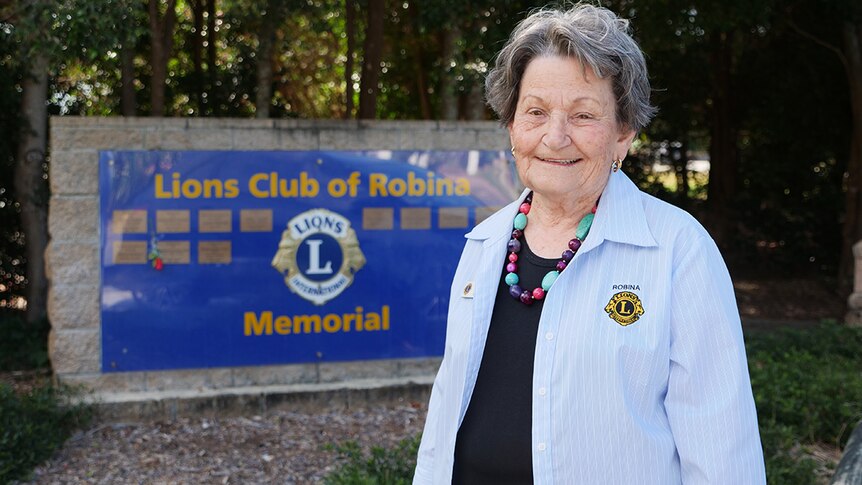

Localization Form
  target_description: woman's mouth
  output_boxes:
[538,157,581,165]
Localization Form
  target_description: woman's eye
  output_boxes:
[528,109,544,116]
[575,113,594,120]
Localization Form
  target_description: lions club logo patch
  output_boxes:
[271,208,366,305]
[604,291,645,326]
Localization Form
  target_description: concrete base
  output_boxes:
[85,375,434,422]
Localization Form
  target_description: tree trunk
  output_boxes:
[148,0,178,117]
[358,0,385,119]
[406,1,430,119]
[675,139,690,205]
[705,30,737,246]
[255,2,277,119]
[120,42,136,116]
[439,26,459,120]
[344,0,355,119]
[839,20,862,294]
[14,54,49,323]
[464,82,485,120]
[207,0,218,115]
[190,0,205,114]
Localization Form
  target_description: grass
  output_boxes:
[0,310,92,483]
[324,435,421,485]
[0,383,92,483]
[747,321,862,483]
[324,322,862,484]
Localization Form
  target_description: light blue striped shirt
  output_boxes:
[414,171,766,484]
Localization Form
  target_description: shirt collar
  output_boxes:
[590,170,657,248]
[464,172,656,248]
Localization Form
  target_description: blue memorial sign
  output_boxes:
[100,150,519,372]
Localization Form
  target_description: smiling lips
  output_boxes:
[538,157,582,165]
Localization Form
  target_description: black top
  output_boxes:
[452,236,558,485]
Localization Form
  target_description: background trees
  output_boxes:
[0,0,857,317]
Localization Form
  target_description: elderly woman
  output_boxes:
[414,4,765,484]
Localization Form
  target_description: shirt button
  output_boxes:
[537,442,547,452]
[545,332,554,341]
[538,387,547,396]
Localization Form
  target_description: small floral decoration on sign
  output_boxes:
[148,235,164,271]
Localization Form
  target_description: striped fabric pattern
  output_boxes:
[414,170,766,484]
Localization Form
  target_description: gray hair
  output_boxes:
[485,3,657,131]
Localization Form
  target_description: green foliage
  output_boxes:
[0,311,50,371]
[758,422,820,485]
[0,383,92,483]
[748,324,862,446]
[747,322,862,482]
[324,435,420,485]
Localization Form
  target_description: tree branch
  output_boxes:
[786,16,849,73]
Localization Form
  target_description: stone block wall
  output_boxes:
[48,117,509,398]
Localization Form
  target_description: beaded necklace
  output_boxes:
[504,191,597,306]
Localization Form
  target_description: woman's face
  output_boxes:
[508,55,635,204]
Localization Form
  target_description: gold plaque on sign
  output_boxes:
[401,207,431,230]
[362,208,393,230]
[198,241,231,264]
[199,210,232,233]
[156,210,190,233]
[475,206,500,224]
[112,241,148,264]
[240,209,272,232]
[112,210,147,234]
[439,207,468,229]
[158,241,190,264]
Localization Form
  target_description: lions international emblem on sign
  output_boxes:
[604,291,645,326]
[271,208,366,305]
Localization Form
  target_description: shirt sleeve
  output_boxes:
[664,232,766,484]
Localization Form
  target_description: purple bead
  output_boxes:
[509,284,523,299]
[507,239,522,253]
[561,249,574,262]
[506,262,518,273]
[519,290,533,305]
[568,238,582,252]
[556,260,567,271]
[512,229,523,239]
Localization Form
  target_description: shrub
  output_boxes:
[0,311,50,371]
[324,435,420,485]
[747,323,862,446]
[0,383,92,483]
[747,322,862,483]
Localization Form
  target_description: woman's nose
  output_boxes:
[542,114,572,151]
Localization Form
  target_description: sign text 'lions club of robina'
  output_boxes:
[100,150,516,372]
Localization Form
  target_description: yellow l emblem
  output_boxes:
[605,291,645,326]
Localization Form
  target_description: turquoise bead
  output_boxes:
[505,272,519,286]
[541,270,559,291]
[513,213,527,230]
[576,213,594,240]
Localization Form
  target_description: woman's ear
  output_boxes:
[616,129,637,160]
